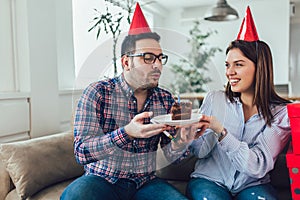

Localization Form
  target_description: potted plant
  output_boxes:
[170,20,222,94]
[88,0,135,76]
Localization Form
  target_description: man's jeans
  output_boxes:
[60,174,187,200]
[186,178,278,200]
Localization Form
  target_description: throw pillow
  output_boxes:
[0,132,84,199]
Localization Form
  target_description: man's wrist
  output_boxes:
[123,125,134,140]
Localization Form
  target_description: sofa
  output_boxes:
[0,131,292,200]
[0,132,84,200]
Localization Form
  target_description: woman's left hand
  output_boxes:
[200,115,223,134]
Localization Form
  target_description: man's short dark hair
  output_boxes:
[121,32,161,56]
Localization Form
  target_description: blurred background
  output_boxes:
[0,0,299,142]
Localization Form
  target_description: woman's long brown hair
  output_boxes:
[225,40,290,126]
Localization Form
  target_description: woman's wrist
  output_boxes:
[216,128,227,142]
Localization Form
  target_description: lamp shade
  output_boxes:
[204,0,239,21]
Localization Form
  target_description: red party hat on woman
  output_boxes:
[237,6,259,41]
[128,2,151,35]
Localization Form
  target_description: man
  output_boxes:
[61,3,204,200]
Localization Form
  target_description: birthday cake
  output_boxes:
[171,101,192,120]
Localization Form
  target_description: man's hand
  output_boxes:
[124,112,168,139]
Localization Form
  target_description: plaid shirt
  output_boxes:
[74,74,185,188]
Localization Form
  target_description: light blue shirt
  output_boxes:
[190,90,291,194]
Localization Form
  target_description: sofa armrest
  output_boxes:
[0,159,14,200]
[0,132,84,199]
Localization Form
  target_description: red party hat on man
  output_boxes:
[237,6,259,41]
[128,2,151,35]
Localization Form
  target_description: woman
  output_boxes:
[186,7,291,200]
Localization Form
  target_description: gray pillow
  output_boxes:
[0,132,84,199]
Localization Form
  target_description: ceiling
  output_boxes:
[150,0,213,9]
[141,0,300,11]
[140,0,213,10]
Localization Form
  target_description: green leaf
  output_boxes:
[170,20,222,93]
[96,27,101,39]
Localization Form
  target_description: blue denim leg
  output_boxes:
[133,177,188,200]
[186,178,232,200]
[234,183,278,200]
[60,175,137,200]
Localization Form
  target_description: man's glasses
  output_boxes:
[127,52,168,65]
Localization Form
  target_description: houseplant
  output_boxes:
[88,0,135,76]
[170,20,222,94]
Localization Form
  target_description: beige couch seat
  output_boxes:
[0,132,84,200]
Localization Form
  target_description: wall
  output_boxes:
[0,94,30,142]
[72,0,292,93]
[290,2,300,96]
[0,0,296,142]
[150,0,290,91]
[0,0,15,92]
[0,0,79,143]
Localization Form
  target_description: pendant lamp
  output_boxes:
[204,0,239,21]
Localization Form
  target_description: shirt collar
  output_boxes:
[225,94,241,104]
[233,96,242,105]
[118,74,133,98]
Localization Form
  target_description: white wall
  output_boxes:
[0,0,15,92]
[26,0,61,137]
[72,0,292,93]
[56,0,76,90]
[151,0,290,91]
[0,0,78,142]
[290,2,300,96]
[72,0,132,78]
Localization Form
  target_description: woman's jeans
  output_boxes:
[60,174,187,200]
[186,178,278,200]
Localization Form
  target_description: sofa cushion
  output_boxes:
[0,132,84,199]
[0,160,14,200]
[5,179,75,200]
[270,153,290,188]
[156,155,197,181]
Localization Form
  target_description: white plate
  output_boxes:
[151,113,202,126]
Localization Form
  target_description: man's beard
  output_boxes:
[129,62,161,90]
[141,69,161,89]
[139,81,158,90]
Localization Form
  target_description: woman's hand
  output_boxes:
[171,116,209,150]
[200,115,223,134]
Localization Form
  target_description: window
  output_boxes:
[0,0,17,92]
[72,0,153,89]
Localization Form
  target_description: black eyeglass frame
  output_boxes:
[127,52,168,65]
